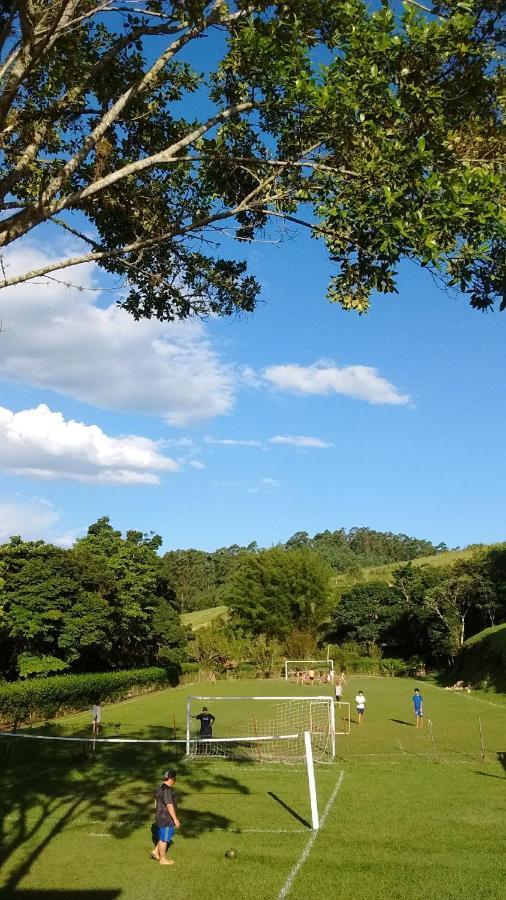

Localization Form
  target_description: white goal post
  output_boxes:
[284,659,334,681]
[185,695,336,761]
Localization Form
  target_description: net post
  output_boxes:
[478,715,485,761]
[304,731,319,830]
[185,698,191,756]
[284,660,288,681]
[330,700,336,757]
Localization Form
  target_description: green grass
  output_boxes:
[181,604,229,631]
[1,677,505,899]
[332,544,499,592]
[452,623,506,693]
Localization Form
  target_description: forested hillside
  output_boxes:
[163,527,447,614]
[1,517,504,685]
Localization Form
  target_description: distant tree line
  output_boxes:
[1,515,502,682]
[163,527,447,614]
[329,546,506,665]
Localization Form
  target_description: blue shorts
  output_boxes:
[157,825,174,843]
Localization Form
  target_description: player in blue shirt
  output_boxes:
[412,688,424,727]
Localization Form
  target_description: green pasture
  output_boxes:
[1,677,505,899]
[332,544,496,593]
[181,604,229,631]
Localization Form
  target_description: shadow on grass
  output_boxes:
[0,722,252,894]
[267,792,311,829]
[473,770,506,781]
[390,719,415,727]
[7,892,122,899]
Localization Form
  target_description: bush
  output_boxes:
[0,666,178,727]
[379,658,410,677]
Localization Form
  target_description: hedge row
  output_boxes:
[0,666,178,727]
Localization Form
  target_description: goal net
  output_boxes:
[284,659,334,682]
[185,695,335,763]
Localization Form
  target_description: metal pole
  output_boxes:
[428,717,438,764]
[304,731,319,830]
[478,716,485,761]
[185,698,191,756]
[330,700,336,758]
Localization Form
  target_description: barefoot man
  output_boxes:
[151,769,180,866]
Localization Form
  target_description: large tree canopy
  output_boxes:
[0,0,503,317]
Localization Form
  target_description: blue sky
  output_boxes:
[0,221,504,553]
[0,11,504,554]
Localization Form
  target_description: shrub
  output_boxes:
[380,658,410,677]
[0,666,178,728]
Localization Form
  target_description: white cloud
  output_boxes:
[0,404,178,484]
[247,477,280,494]
[260,477,280,488]
[0,243,238,426]
[187,460,205,470]
[205,436,262,447]
[0,498,60,543]
[263,361,410,405]
[270,435,334,448]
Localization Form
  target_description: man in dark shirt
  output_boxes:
[151,769,180,866]
[193,706,215,754]
[194,706,215,737]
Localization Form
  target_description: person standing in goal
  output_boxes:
[194,706,215,737]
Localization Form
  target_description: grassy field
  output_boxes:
[1,677,505,899]
[181,604,229,631]
[332,544,499,594]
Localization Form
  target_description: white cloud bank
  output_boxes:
[0,404,178,484]
[270,435,334,448]
[0,244,237,426]
[263,361,410,405]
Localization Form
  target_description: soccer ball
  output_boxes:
[225,848,237,859]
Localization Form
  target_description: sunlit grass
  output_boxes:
[1,677,504,899]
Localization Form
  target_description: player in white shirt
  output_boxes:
[355,690,366,725]
[92,700,101,737]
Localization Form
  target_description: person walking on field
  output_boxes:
[335,677,344,704]
[412,688,424,727]
[151,769,180,866]
[355,690,366,725]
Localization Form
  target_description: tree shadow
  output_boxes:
[0,721,252,894]
[267,792,311,829]
[473,770,506,781]
[10,893,122,899]
[390,719,415,727]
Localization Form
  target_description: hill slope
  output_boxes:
[451,623,506,692]
[181,605,228,631]
[332,545,496,594]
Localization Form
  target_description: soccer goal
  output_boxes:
[185,694,336,762]
[284,659,334,682]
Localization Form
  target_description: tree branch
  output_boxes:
[55,101,257,210]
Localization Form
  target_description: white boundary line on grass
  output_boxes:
[277,770,344,900]
[430,685,506,710]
